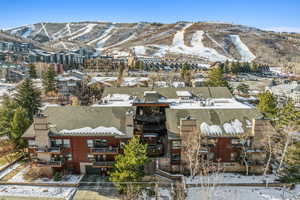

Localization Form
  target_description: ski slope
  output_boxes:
[230,35,256,62]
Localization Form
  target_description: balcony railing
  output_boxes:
[36,160,63,167]
[135,115,166,123]
[93,161,115,168]
[90,147,118,154]
[147,144,163,156]
[36,147,62,154]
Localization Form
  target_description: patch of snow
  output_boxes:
[223,119,244,135]
[134,46,146,56]
[0,162,21,180]
[0,185,76,200]
[187,186,299,200]
[229,35,256,62]
[152,23,231,62]
[69,23,97,40]
[176,91,192,97]
[60,126,124,135]
[87,24,115,46]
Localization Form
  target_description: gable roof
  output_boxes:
[23,106,132,138]
[165,108,263,137]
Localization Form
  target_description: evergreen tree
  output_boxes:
[257,91,277,118]
[42,67,56,94]
[276,99,300,130]
[236,83,250,94]
[280,141,300,183]
[28,64,38,79]
[109,136,149,193]
[180,63,192,87]
[10,107,30,149]
[205,67,230,88]
[0,96,18,136]
[15,78,41,120]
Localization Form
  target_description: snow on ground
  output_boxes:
[0,162,21,180]
[105,33,137,49]
[0,83,16,97]
[9,166,83,184]
[0,185,76,200]
[87,24,115,46]
[69,23,97,40]
[229,35,256,62]
[185,173,278,184]
[152,23,231,62]
[187,186,299,200]
[134,46,147,56]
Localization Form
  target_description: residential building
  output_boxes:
[23,87,275,176]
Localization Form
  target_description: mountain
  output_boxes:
[4,21,300,65]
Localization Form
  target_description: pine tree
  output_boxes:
[42,67,56,94]
[276,99,300,130]
[15,78,41,120]
[205,67,230,88]
[257,91,277,118]
[109,136,149,193]
[236,83,250,95]
[0,96,18,136]
[28,64,38,79]
[280,141,300,183]
[10,107,30,149]
[180,63,192,87]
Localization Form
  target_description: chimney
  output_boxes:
[180,117,197,136]
[33,113,50,148]
[125,110,134,136]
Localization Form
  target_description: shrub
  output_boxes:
[53,172,62,181]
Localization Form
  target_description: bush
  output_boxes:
[53,172,62,181]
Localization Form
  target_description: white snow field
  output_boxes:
[230,35,256,62]
[0,162,21,180]
[185,173,278,184]
[0,185,76,200]
[153,23,231,62]
[87,24,115,46]
[187,186,300,200]
[69,23,97,40]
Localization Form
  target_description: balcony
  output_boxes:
[147,144,163,156]
[92,161,115,168]
[36,160,63,167]
[135,115,166,123]
[90,147,119,155]
[36,147,62,154]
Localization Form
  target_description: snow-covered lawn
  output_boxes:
[0,162,21,180]
[0,185,76,200]
[8,166,83,184]
[185,173,278,184]
[187,186,300,200]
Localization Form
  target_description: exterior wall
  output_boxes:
[34,116,50,148]
[51,135,122,174]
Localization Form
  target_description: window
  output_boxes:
[63,139,70,148]
[28,140,36,147]
[172,141,181,149]
[231,139,241,145]
[94,139,108,148]
[55,139,62,146]
[230,152,238,161]
[171,153,180,161]
[207,152,214,160]
[87,140,93,148]
[66,153,72,161]
[87,154,95,162]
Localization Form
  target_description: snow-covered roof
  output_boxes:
[60,126,124,136]
[200,119,245,136]
[176,91,192,97]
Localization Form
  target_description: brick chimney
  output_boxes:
[180,117,197,136]
[33,113,50,148]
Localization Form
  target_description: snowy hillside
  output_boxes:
[5,21,300,65]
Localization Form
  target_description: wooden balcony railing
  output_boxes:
[36,147,62,154]
[36,160,63,167]
[92,161,115,168]
[90,147,118,154]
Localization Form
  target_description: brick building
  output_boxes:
[23,87,275,176]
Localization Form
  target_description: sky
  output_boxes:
[0,0,300,32]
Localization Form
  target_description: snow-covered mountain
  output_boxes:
[4,21,300,65]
